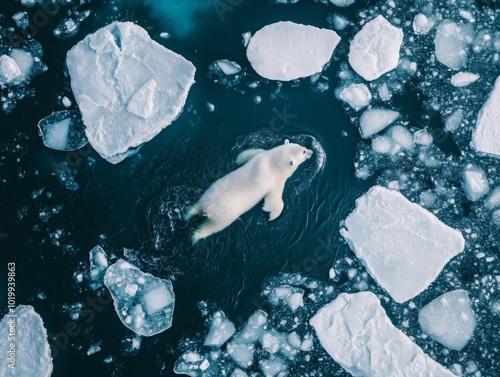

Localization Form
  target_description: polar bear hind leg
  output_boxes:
[184,202,203,221]
[263,184,285,221]
[192,218,231,244]
[236,149,266,165]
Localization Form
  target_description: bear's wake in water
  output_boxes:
[185,140,313,243]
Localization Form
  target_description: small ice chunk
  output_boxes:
[233,310,268,344]
[259,355,288,377]
[471,75,500,158]
[89,245,108,290]
[348,16,403,81]
[486,186,500,209]
[227,342,254,369]
[451,72,479,87]
[389,125,414,149]
[269,285,304,312]
[445,109,464,132]
[462,164,490,201]
[339,83,372,110]
[413,129,433,146]
[204,311,236,347]
[493,209,500,225]
[340,186,465,303]
[372,135,393,154]
[331,15,349,31]
[418,290,476,351]
[62,96,72,108]
[0,305,53,377]
[0,55,22,84]
[434,20,474,70]
[246,21,341,81]
[66,22,196,164]
[359,108,400,138]
[310,292,457,376]
[329,0,356,6]
[38,110,88,151]
[413,14,435,35]
[231,369,248,377]
[242,31,251,47]
[10,49,34,80]
[104,259,175,336]
[378,83,392,101]
[215,59,241,75]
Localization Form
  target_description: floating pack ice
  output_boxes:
[434,20,473,71]
[340,186,465,303]
[89,245,108,290]
[104,259,175,336]
[471,76,500,159]
[0,305,53,377]
[66,21,196,163]
[359,108,400,138]
[246,21,341,81]
[38,110,88,151]
[310,292,457,377]
[418,290,476,351]
[348,15,403,81]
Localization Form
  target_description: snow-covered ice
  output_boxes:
[0,305,53,377]
[246,21,341,81]
[38,110,88,151]
[310,292,457,377]
[348,16,403,81]
[340,186,465,303]
[451,72,479,87]
[204,311,236,347]
[471,75,500,158]
[462,164,490,202]
[0,55,22,84]
[413,14,434,35]
[434,20,473,70]
[418,290,476,351]
[89,245,108,290]
[66,21,196,163]
[359,108,400,138]
[104,259,175,336]
[339,83,372,110]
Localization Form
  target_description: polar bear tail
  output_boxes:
[184,203,203,221]
[236,149,265,165]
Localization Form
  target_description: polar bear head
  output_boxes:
[272,139,313,177]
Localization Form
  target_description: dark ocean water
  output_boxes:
[0,1,374,376]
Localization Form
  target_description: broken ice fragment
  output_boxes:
[0,55,22,84]
[66,22,196,164]
[434,20,473,70]
[89,245,108,290]
[214,59,241,75]
[418,290,476,350]
[310,292,457,376]
[340,186,465,303]
[38,110,88,151]
[104,259,175,336]
[471,75,500,158]
[204,311,236,347]
[462,164,490,202]
[348,15,403,81]
[339,83,372,110]
[451,72,479,87]
[359,108,400,138]
[413,14,435,35]
[0,305,53,377]
[246,21,341,81]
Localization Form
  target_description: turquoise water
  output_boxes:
[1,0,499,376]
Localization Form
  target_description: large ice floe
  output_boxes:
[310,292,457,377]
[340,186,465,303]
[66,21,196,163]
[471,75,500,158]
[0,305,53,377]
[104,259,175,336]
[418,290,476,351]
[348,15,403,81]
[246,21,341,81]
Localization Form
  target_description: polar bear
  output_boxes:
[185,140,313,243]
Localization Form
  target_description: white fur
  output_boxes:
[185,140,313,243]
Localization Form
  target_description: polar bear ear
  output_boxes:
[290,160,295,166]
[284,139,289,145]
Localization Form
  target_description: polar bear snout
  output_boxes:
[304,148,313,159]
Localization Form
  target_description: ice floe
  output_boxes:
[359,108,400,138]
[451,72,479,87]
[471,76,500,158]
[462,164,490,202]
[104,259,175,336]
[310,292,457,376]
[339,83,372,110]
[204,311,236,347]
[340,186,465,303]
[66,21,196,163]
[434,20,474,70]
[38,110,88,151]
[0,305,53,377]
[348,15,403,81]
[418,290,476,351]
[246,21,341,81]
